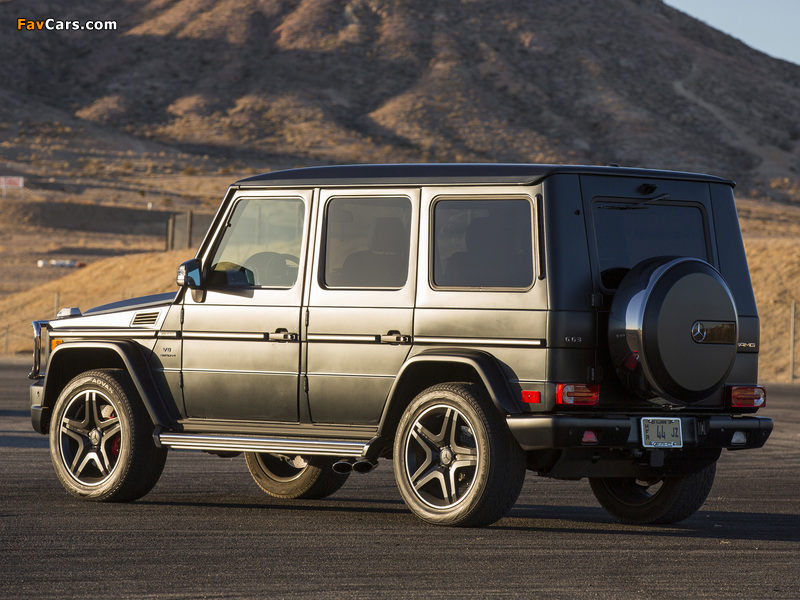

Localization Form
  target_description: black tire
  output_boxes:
[245,453,349,499]
[392,383,526,527]
[49,369,167,502]
[589,461,716,524]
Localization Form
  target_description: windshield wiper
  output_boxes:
[598,193,671,210]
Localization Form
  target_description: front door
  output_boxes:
[181,191,311,422]
[305,189,419,425]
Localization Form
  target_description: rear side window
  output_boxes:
[323,196,411,288]
[592,200,708,289]
[433,199,534,289]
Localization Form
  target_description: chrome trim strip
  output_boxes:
[414,336,545,347]
[182,332,268,341]
[158,433,368,457]
[50,329,158,339]
[306,372,395,379]
[308,334,380,343]
[181,368,297,376]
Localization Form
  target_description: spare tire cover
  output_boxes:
[608,257,738,403]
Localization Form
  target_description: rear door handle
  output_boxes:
[271,328,298,342]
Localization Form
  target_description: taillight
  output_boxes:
[729,386,766,408]
[557,383,600,406]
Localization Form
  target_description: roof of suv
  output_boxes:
[235,163,735,188]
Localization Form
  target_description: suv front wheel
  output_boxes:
[49,369,167,502]
[393,383,526,527]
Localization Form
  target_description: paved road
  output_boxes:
[1,358,798,599]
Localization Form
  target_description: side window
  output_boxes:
[323,196,411,288]
[208,197,304,288]
[433,199,534,289]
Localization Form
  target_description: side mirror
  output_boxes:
[177,259,203,289]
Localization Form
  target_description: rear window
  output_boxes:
[592,200,709,289]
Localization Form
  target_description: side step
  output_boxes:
[158,432,369,457]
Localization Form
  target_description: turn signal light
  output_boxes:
[50,339,63,352]
[729,386,766,408]
[557,383,600,406]
[521,391,541,404]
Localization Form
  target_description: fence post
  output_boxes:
[54,291,60,318]
[791,300,796,384]
[166,214,175,251]
[186,210,193,249]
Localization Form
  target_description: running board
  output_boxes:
[157,432,370,457]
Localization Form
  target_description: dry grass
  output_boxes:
[0,250,192,356]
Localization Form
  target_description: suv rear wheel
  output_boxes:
[393,383,526,527]
[589,461,716,524]
[245,453,349,499]
[49,369,167,502]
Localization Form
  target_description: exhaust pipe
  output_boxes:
[352,459,378,474]
[332,459,354,474]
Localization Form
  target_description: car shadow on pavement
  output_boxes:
[500,503,800,542]
[138,495,409,517]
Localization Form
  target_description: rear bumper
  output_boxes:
[506,413,773,451]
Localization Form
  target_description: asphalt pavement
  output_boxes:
[1,358,798,599]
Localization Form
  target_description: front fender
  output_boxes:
[40,340,177,432]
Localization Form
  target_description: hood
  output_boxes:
[82,292,177,316]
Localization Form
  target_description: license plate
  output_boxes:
[641,418,683,448]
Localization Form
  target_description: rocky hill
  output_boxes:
[2,0,799,197]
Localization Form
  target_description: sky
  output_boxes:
[663,0,800,66]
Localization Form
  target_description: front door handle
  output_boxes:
[380,331,411,345]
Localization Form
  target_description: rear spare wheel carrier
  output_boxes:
[608,257,738,403]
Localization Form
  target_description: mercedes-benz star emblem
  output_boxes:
[691,321,707,343]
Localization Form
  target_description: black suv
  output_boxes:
[29,164,772,527]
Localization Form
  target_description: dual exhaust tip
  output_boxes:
[333,459,378,474]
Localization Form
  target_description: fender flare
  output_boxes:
[43,340,176,431]
[377,348,523,437]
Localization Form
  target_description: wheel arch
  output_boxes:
[377,349,522,442]
[39,341,176,433]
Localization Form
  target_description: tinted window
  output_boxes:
[433,199,533,288]
[324,197,411,288]
[208,197,304,287]
[592,200,708,289]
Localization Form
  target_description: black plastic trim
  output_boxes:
[507,413,772,451]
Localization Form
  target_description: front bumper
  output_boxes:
[30,380,47,434]
[506,413,773,451]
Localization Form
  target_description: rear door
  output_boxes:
[305,189,419,424]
